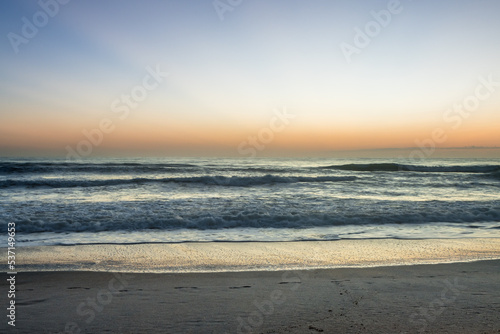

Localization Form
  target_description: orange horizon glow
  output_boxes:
[1,111,499,157]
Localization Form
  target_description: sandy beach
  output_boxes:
[2,239,500,333]
[1,260,499,333]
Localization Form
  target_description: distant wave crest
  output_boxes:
[320,163,500,173]
[0,162,198,174]
[3,161,500,175]
[0,175,357,189]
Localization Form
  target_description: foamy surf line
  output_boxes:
[9,238,500,273]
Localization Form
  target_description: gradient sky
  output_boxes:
[1,0,499,157]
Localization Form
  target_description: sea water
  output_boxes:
[1,157,500,247]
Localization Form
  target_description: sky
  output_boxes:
[0,0,499,158]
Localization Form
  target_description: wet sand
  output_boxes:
[14,238,500,272]
[2,259,500,333]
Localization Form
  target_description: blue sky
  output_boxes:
[1,0,499,156]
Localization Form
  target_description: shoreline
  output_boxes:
[7,237,500,273]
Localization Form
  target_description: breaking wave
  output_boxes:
[6,200,500,233]
[0,175,357,188]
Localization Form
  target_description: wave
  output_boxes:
[0,162,299,175]
[0,175,357,189]
[0,162,199,174]
[320,163,500,173]
[487,171,500,180]
[6,200,500,233]
[3,161,500,176]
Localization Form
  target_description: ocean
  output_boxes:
[1,157,500,248]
